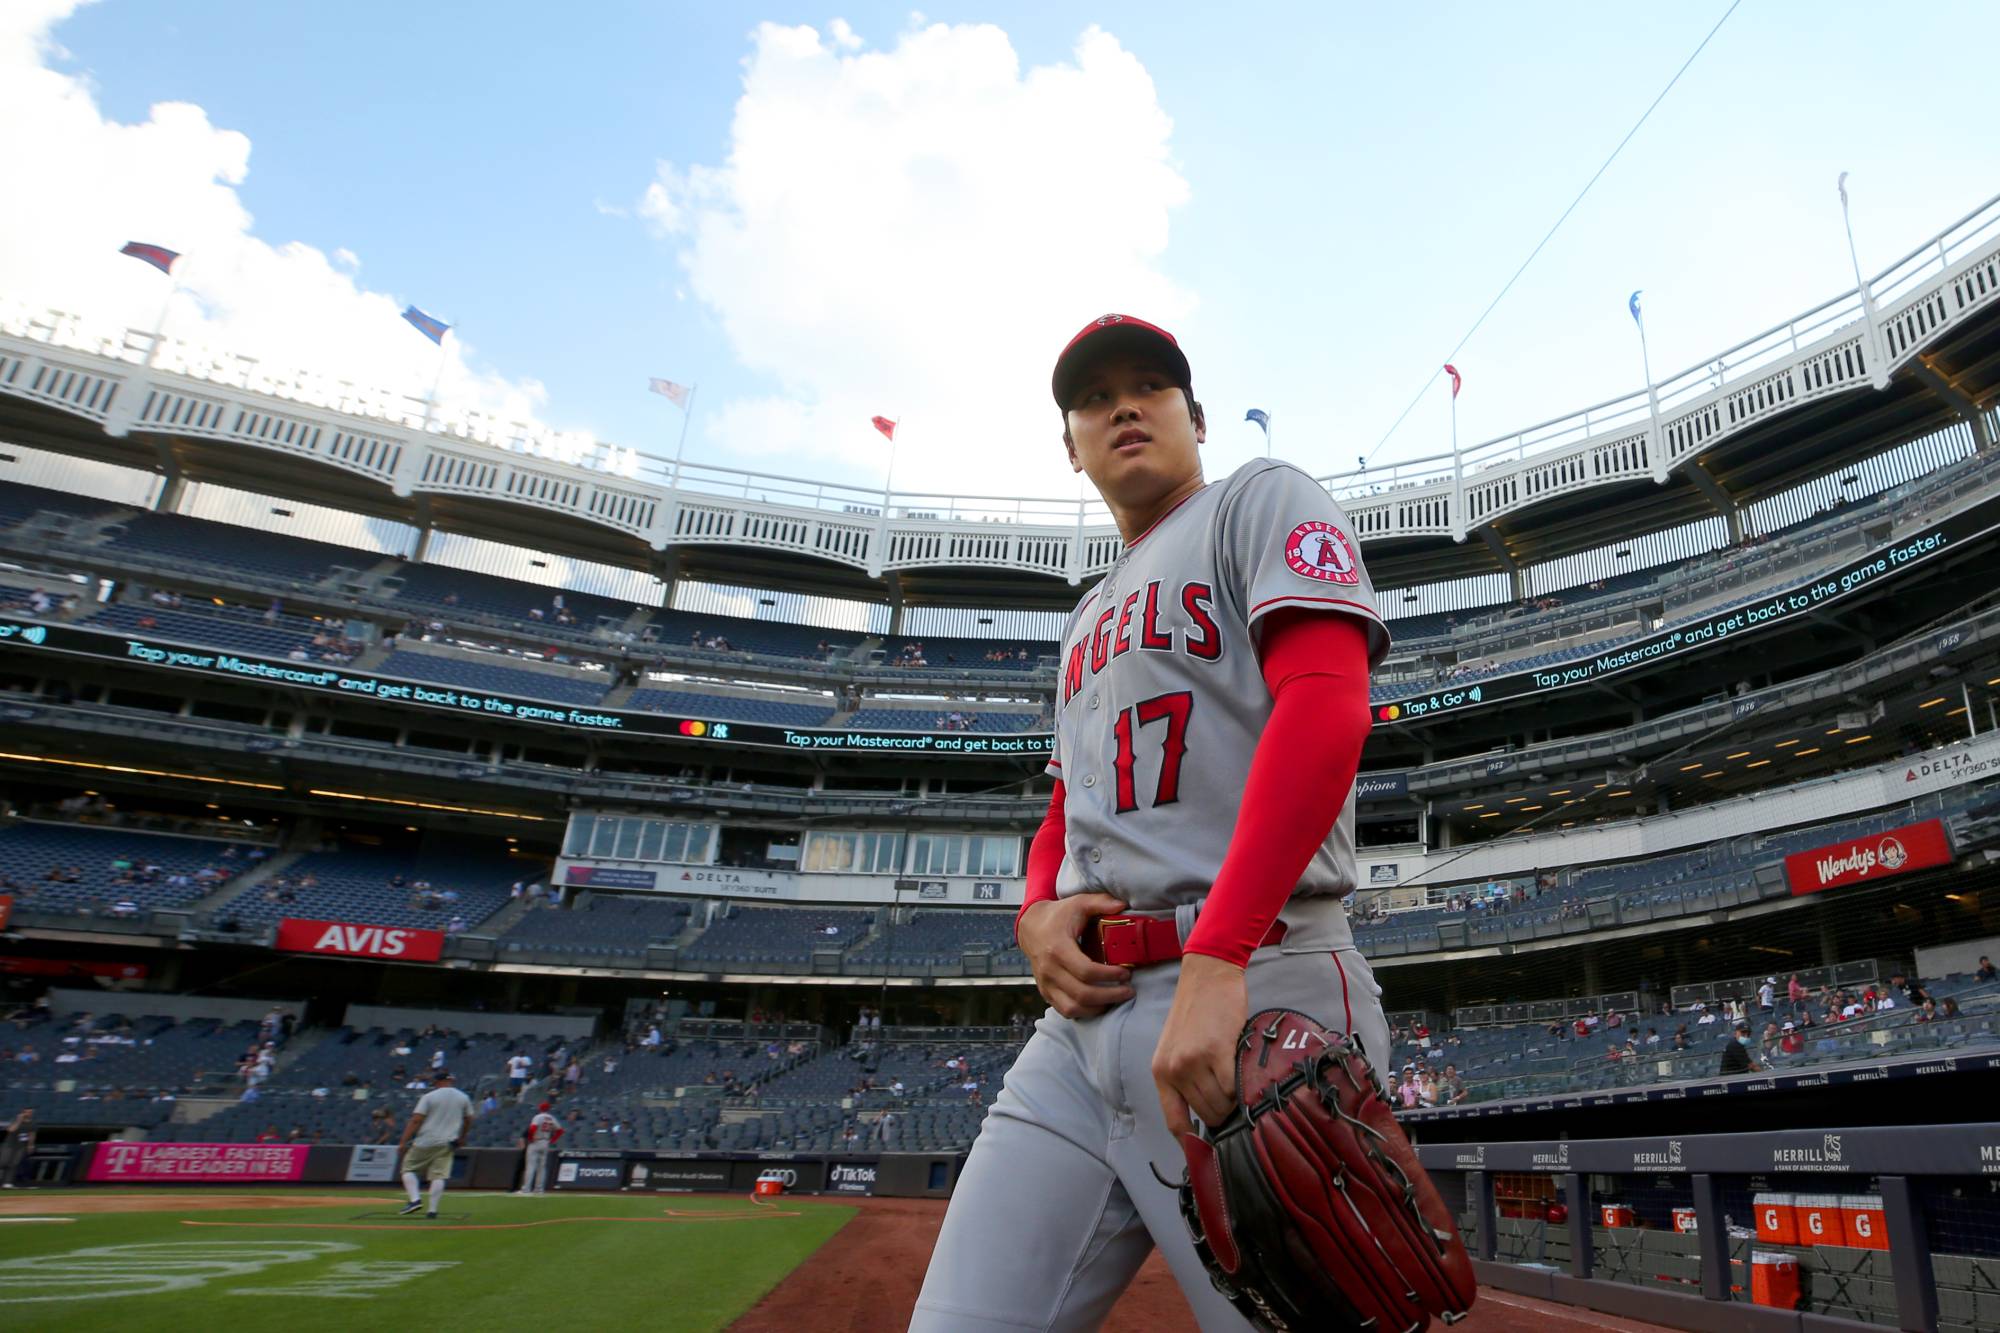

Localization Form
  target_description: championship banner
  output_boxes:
[345,1144,400,1183]
[1783,819,1954,897]
[274,918,445,962]
[86,1142,309,1183]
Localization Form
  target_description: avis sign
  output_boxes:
[1782,819,1954,896]
[274,917,445,962]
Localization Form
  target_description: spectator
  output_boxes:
[1757,977,1776,1011]
[1719,1022,1760,1076]
[1779,1022,1804,1057]
[1978,956,1996,984]
[1787,973,1806,1005]
[1438,1065,1467,1105]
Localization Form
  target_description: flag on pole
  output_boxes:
[1838,171,1850,209]
[1628,290,1644,326]
[1443,364,1462,399]
[119,242,180,275]
[649,378,692,408]
[401,305,450,345]
[871,415,897,442]
[1244,408,1271,436]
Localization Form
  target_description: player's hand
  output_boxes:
[1152,952,1248,1139]
[1017,893,1135,1020]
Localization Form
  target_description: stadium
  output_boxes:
[0,178,1998,1331]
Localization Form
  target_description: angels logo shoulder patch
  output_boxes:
[1283,520,1360,585]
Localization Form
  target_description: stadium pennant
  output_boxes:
[871,415,897,442]
[119,241,180,275]
[401,305,450,345]
[649,378,692,409]
[1245,408,1271,436]
[1629,290,1644,326]
[1443,364,1462,399]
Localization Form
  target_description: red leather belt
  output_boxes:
[1079,914,1289,968]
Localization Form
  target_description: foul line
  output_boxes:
[181,1209,802,1232]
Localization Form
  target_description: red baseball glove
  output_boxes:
[1171,1008,1476,1332]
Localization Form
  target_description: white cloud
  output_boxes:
[0,1,554,436]
[639,20,1192,499]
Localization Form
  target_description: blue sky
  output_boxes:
[6,1,1997,504]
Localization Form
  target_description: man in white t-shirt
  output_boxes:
[397,1069,474,1218]
[506,1053,532,1098]
[1758,977,1776,1011]
[517,1101,565,1195]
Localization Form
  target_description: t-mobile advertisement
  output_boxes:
[86,1142,309,1183]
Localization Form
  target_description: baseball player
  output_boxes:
[516,1100,564,1195]
[397,1068,473,1218]
[912,315,1391,1331]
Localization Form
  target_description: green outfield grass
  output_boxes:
[0,1188,854,1331]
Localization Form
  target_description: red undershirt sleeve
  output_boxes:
[1013,779,1067,944]
[1181,609,1373,968]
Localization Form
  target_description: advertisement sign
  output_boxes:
[345,1144,400,1183]
[86,1142,309,1183]
[826,1160,879,1196]
[1900,732,2000,799]
[669,868,797,900]
[562,865,658,890]
[274,918,446,963]
[639,1161,734,1192]
[0,615,1054,758]
[1368,864,1400,886]
[917,881,948,900]
[0,956,148,980]
[1783,819,1955,897]
[553,1157,626,1191]
[1355,772,1408,801]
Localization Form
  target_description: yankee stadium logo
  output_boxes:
[1813,836,1905,886]
[1282,520,1360,586]
[1772,1133,1843,1168]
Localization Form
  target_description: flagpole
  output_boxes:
[882,419,901,514]
[420,335,449,433]
[1449,388,1463,540]
[670,385,698,492]
[1838,172,1889,389]
[144,279,179,370]
[1631,294,1667,483]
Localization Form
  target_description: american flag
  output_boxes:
[871,416,897,442]
[649,378,692,408]
[119,242,179,276]
[401,305,450,345]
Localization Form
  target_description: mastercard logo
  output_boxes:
[1376,704,1402,722]
[677,720,709,737]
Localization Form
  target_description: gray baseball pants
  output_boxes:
[911,898,1390,1332]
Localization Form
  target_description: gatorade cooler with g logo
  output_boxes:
[1599,1203,1635,1228]
[1753,1192,1798,1244]
[1795,1194,1842,1247]
[753,1169,789,1198]
[1672,1207,1698,1234]
[1839,1194,1889,1250]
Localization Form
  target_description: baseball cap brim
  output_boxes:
[1052,315,1191,410]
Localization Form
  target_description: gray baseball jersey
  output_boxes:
[1047,458,1389,910]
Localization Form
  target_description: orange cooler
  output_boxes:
[1599,1204,1635,1228]
[753,1173,787,1198]
[1795,1194,1842,1247]
[1839,1194,1888,1250]
[1672,1207,1698,1234]
[1754,1192,1798,1244]
[1751,1250,1801,1309]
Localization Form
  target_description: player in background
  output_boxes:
[397,1068,473,1218]
[0,1108,33,1187]
[913,315,1390,1330]
[516,1100,564,1195]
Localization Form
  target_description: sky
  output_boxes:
[3,1,1997,507]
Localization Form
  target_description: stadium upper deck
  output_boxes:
[2,195,1998,605]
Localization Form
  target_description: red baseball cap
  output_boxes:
[1051,314,1191,410]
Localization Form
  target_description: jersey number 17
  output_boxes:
[1111,691,1193,814]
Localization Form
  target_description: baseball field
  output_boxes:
[0,1188,1668,1331]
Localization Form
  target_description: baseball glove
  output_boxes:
[1170,1008,1476,1332]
